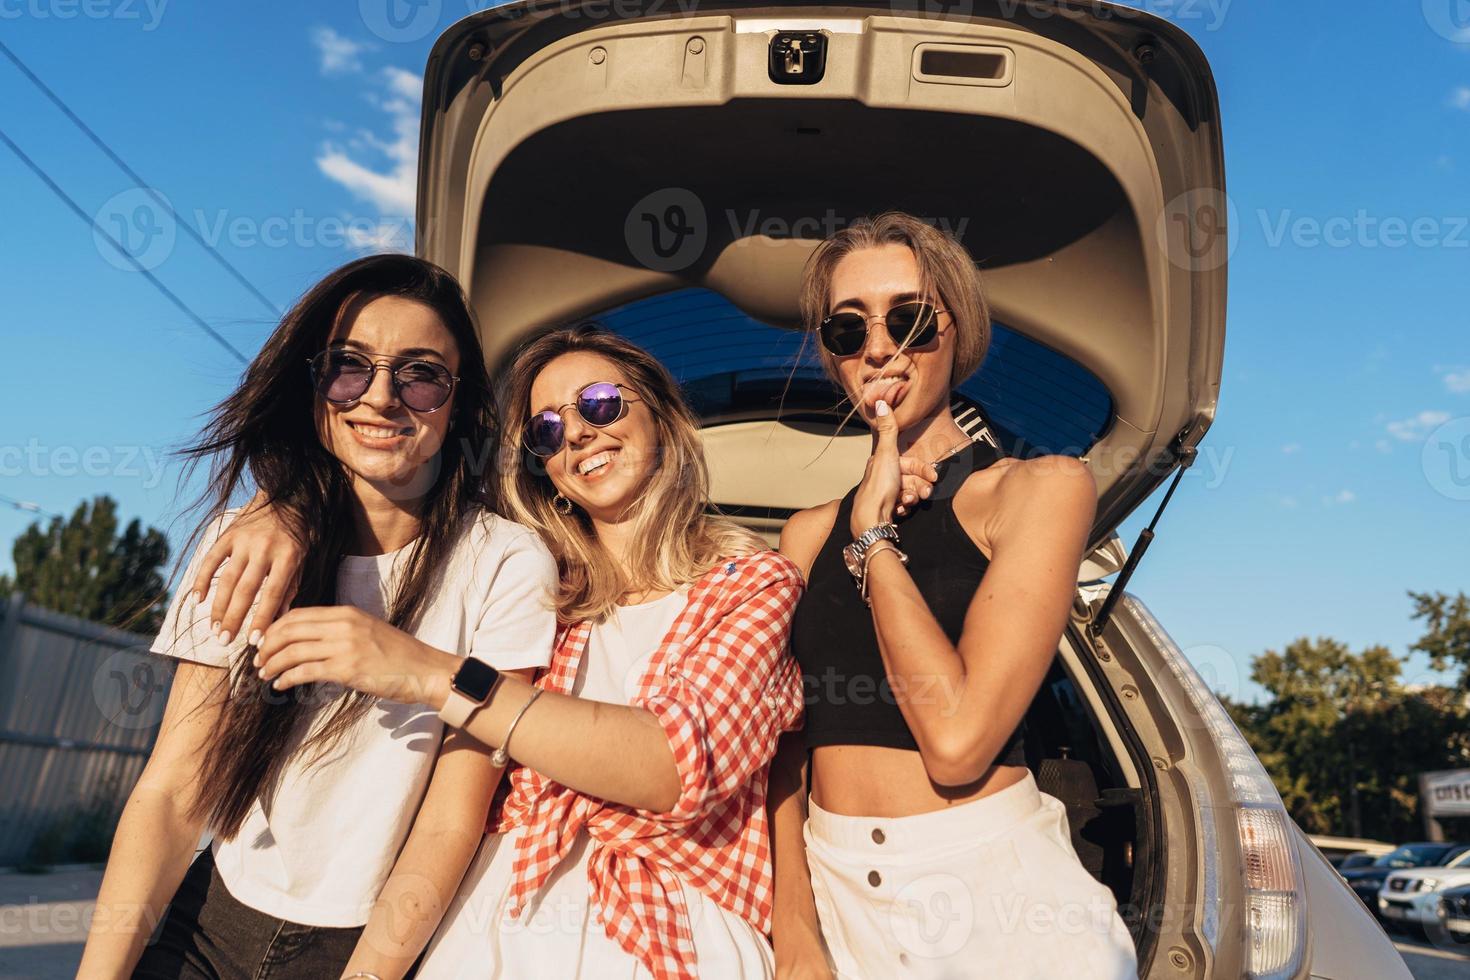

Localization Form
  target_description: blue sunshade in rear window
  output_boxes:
[597,288,1112,457]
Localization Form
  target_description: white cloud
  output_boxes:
[1438,367,1470,394]
[1386,409,1452,442]
[1320,489,1355,506]
[1281,442,1301,455]
[1374,438,1391,454]
[316,67,421,220]
[312,27,372,75]
[1452,87,1470,112]
[382,66,423,103]
[345,219,414,252]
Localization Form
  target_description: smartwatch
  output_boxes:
[439,657,500,728]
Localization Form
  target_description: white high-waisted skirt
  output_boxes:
[803,770,1137,979]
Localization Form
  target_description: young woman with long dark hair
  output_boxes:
[78,254,557,979]
[191,325,807,978]
[769,213,1137,978]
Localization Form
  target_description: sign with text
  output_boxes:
[1423,769,1470,818]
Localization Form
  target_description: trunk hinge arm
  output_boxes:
[1087,425,1199,638]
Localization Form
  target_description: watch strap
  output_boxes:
[439,688,481,728]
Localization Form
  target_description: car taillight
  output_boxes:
[1123,596,1308,980]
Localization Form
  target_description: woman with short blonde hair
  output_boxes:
[771,212,1137,978]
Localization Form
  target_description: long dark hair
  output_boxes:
[177,254,497,840]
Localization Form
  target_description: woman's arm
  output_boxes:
[77,660,226,979]
[767,506,834,979]
[851,404,1096,787]
[252,609,681,812]
[767,732,832,980]
[340,670,533,979]
[257,558,804,819]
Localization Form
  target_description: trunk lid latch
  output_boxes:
[769,32,827,85]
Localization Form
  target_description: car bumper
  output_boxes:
[1378,892,1440,926]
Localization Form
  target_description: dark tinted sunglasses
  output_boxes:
[308,349,458,413]
[523,381,640,458]
[818,301,948,357]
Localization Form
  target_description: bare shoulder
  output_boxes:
[955,454,1096,553]
[778,499,842,580]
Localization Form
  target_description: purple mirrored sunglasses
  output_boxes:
[522,381,639,458]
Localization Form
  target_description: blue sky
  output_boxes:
[1,0,1467,703]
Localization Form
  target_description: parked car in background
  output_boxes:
[414,1,1416,975]
[1338,853,1379,872]
[1378,845,1470,933]
[1310,835,1395,869]
[1341,842,1470,916]
[1439,882,1470,944]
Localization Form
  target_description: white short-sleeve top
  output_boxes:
[150,508,558,927]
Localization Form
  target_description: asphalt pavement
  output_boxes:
[2,867,1467,978]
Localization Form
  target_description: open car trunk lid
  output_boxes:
[414,0,1226,558]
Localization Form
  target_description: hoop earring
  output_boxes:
[553,493,573,516]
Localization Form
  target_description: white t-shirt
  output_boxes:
[415,586,776,979]
[150,508,558,927]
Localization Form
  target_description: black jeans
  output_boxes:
[133,848,364,979]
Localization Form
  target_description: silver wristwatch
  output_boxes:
[842,522,902,579]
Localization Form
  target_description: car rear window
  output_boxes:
[596,288,1113,457]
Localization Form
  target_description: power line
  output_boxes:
[0,38,283,319]
[0,125,249,365]
[0,492,62,521]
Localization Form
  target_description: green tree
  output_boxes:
[1225,636,1470,842]
[0,495,170,633]
[1408,590,1470,695]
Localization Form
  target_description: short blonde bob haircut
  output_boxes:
[798,211,991,389]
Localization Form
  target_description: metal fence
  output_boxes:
[0,592,167,868]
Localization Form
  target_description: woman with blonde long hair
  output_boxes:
[769,213,1137,978]
[202,324,806,978]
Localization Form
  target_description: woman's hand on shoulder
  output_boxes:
[191,491,303,646]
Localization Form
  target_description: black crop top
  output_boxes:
[789,436,1026,767]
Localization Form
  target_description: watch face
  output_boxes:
[842,543,863,579]
[452,657,499,702]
